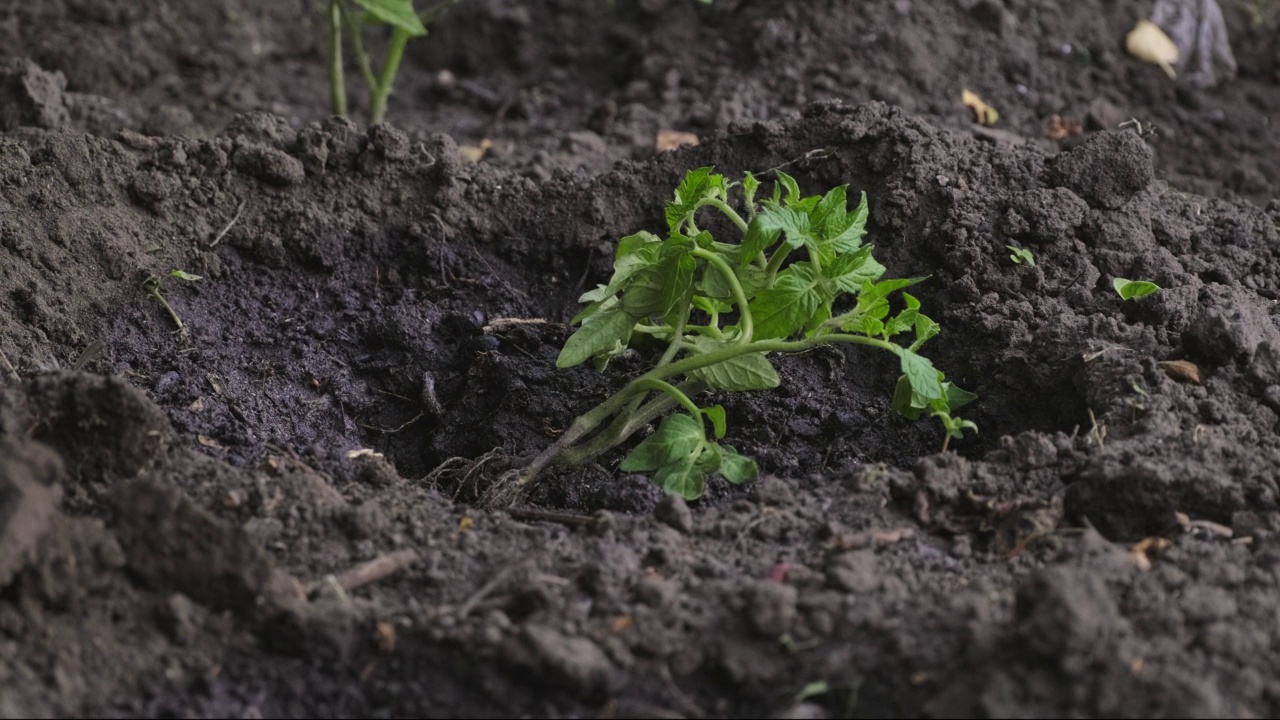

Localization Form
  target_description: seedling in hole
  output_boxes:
[1112,277,1161,300]
[326,0,460,125]
[1007,244,1035,266]
[143,270,202,340]
[504,168,976,500]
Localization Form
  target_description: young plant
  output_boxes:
[505,168,976,500]
[326,0,458,125]
[143,270,202,340]
[1006,244,1035,266]
[1112,277,1161,300]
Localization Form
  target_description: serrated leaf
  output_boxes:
[883,292,921,338]
[900,348,944,408]
[911,313,941,351]
[351,0,427,35]
[749,265,822,339]
[776,171,802,205]
[620,413,704,472]
[557,306,634,368]
[1113,277,1161,300]
[655,455,706,500]
[718,445,758,484]
[756,205,814,250]
[169,270,203,281]
[617,230,661,259]
[685,337,781,390]
[696,249,737,299]
[665,167,726,231]
[742,172,760,206]
[702,405,727,440]
[827,246,885,293]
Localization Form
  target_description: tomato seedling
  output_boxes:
[143,270,203,340]
[326,0,458,125]
[504,168,976,500]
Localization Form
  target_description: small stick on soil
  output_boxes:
[483,318,548,334]
[456,562,527,619]
[507,506,597,528]
[324,550,420,596]
[207,199,246,248]
[0,348,18,382]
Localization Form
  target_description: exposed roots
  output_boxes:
[422,448,515,502]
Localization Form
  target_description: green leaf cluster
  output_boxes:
[552,168,977,498]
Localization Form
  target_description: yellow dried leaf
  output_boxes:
[1126,20,1179,80]
[197,434,225,449]
[458,516,475,531]
[458,139,493,164]
[655,130,700,153]
[961,89,999,127]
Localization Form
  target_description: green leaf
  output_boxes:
[617,230,661,259]
[169,270,203,282]
[1007,245,1035,266]
[620,413,704,472]
[351,0,427,35]
[695,443,722,473]
[717,445,758,484]
[900,348,944,409]
[655,455,706,499]
[740,215,782,267]
[810,187,868,262]
[1113,277,1161,300]
[827,245,885,293]
[883,293,921,338]
[685,337,781,390]
[702,405,727,440]
[891,375,920,420]
[756,205,814,250]
[943,382,978,412]
[622,248,691,318]
[557,306,634,368]
[742,172,761,208]
[776,171,802,206]
[911,313,941,351]
[749,265,822,339]
[665,167,726,231]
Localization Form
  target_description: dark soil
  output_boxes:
[2,1,1279,717]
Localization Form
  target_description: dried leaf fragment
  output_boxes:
[458,138,493,164]
[961,89,999,126]
[374,621,397,653]
[1131,536,1171,571]
[1126,20,1179,79]
[655,130,700,153]
[1157,359,1201,384]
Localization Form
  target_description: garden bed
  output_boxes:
[1,1,1279,717]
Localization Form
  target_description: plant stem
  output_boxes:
[764,245,791,286]
[633,378,701,419]
[369,26,413,125]
[343,4,377,90]
[144,278,188,338]
[691,248,753,342]
[327,0,347,118]
[521,333,898,484]
[701,198,749,233]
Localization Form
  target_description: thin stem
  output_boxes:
[692,248,753,343]
[328,0,348,118]
[144,278,188,338]
[655,293,692,369]
[342,4,377,90]
[633,378,701,419]
[522,332,898,483]
[764,245,792,287]
[700,198,748,233]
[559,381,703,467]
[369,26,413,125]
